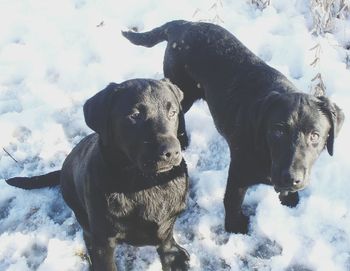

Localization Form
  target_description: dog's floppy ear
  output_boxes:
[317,96,345,156]
[253,91,281,149]
[177,107,189,150]
[161,78,184,101]
[162,78,188,149]
[83,83,119,144]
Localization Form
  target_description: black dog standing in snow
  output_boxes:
[123,20,345,234]
[6,78,190,271]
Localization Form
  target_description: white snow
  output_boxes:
[1,0,350,270]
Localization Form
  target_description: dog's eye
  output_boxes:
[130,111,141,120]
[168,110,177,118]
[273,129,284,138]
[310,132,320,143]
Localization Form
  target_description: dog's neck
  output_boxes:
[97,138,187,193]
[98,138,136,173]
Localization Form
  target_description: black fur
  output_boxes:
[123,20,345,234]
[6,78,190,271]
[6,171,60,189]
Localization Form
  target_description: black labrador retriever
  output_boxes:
[122,20,345,233]
[6,78,190,271]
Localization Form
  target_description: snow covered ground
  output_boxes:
[1,0,350,270]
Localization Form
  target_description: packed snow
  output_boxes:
[1,0,350,270]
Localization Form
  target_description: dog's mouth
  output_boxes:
[139,161,176,175]
[155,165,174,173]
[274,186,296,193]
[273,185,305,193]
[138,151,182,175]
[271,170,309,193]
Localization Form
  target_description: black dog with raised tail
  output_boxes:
[123,20,345,234]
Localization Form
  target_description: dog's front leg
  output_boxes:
[85,189,117,271]
[224,159,249,234]
[88,238,116,271]
[82,231,116,271]
[224,184,249,234]
[157,235,190,271]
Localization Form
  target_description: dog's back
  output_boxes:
[123,20,294,135]
[123,21,345,235]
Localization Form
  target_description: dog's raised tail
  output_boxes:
[122,25,167,48]
[122,20,186,48]
[5,170,61,190]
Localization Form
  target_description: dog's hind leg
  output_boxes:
[163,49,204,113]
[64,199,97,269]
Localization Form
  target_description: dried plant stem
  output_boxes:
[3,147,19,164]
[193,0,224,24]
[251,0,271,10]
[310,0,350,35]
[310,42,327,96]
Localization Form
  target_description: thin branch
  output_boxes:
[3,148,19,163]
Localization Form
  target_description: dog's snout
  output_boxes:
[159,144,180,161]
[292,178,301,186]
[139,135,182,173]
[281,170,303,188]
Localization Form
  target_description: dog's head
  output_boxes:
[255,92,344,192]
[83,78,187,174]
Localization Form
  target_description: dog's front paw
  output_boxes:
[171,247,190,271]
[279,192,299,207]
[224,212,249,234]
[158,243,190,271]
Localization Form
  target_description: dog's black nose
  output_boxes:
[158,144,180,162]
[281,170,303,188]
[292,179,301,186]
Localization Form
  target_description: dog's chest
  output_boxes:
[105,177,187,245]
